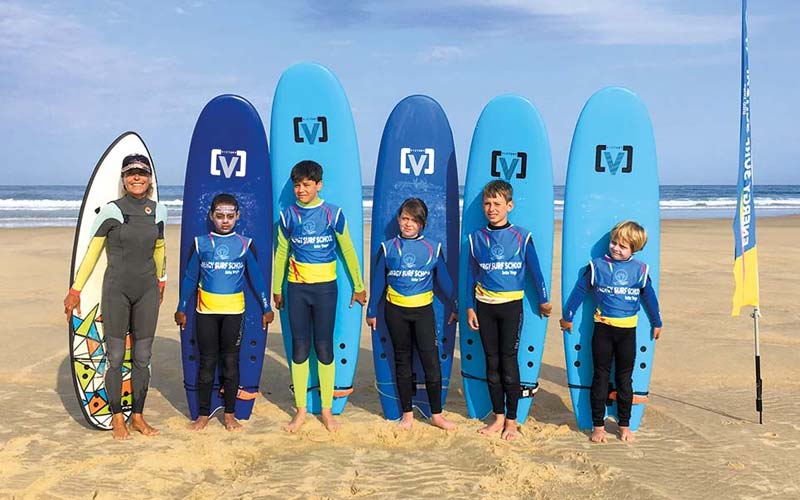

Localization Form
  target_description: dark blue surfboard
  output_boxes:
[179,94,272,421]
[270,63,364,415]
[458,95,554,425]
[562,87,660,432]
[369,95,459,420]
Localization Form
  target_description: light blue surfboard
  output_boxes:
[179,94,272,421]
[370,95,459,420]
[270,62,363,415]
[459,95,554,424]
[562,87,660,432]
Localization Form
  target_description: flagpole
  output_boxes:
[752,306,762,423]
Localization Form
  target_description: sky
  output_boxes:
[1,0,798,186]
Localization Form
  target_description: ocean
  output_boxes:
[1,185,799,228]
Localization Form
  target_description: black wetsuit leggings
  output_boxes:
[103,277,159,415]
[196,313,243,416]
[476,300,523,420]
[384,302,442,414]
[591,322,636,428]
[287,281,338,364]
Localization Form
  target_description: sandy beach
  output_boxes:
[1,216,798,499]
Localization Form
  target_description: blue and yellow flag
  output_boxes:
[732,0,759,316]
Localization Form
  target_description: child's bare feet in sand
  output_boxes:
[321,408,340,432]
[619,426,635,442]
[478,413,505,435]
[284,408,307,433]
[397,411,414,430]
[501,419,519,440]
[590,426,607,443]
[224,413,243,432]
[431,413,457,431]
[129,413,159,437]
[188,415,210,431]
[111,413,131,440]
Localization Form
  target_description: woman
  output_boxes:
[63,153,167,440]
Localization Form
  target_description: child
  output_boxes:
[559,220,663,443]
[465,180,552,441]
[272,160,366,433]
[366,198,458,431]
[175,193,274,431]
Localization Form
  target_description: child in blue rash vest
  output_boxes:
[560,220,663,444]
[465,180,552,441]
[366,198,459,431]
[175,193,274,432]
[272,160,367,433]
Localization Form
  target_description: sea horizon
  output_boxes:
[2,184,799,228]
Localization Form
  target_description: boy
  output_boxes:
[273,160,366,432]
[466,180,552,441]
[175,193,274,431]
[559,220,662,443]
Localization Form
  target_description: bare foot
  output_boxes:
[321,408,340,432]
[430,413,457,431]
[501,419,519,440]
[188,415,210,431]
[284,408,307,433]
[224,413,243,432]
[478,413,505,435]
[590,426,607,443]
[619,426,635,442]
[397,411,414,430]
[129,413,160,437]
[111,413,130,441]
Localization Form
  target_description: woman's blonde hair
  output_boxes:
[611,220,647,253]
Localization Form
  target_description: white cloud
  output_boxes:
[175,6,186,15]
[423,45,464,63]
[466,0,738,45]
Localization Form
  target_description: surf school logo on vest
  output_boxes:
[210,149,247,178]
[293,117,328,144]
[490,244,505,260]
[612,269,629,285]
[214,245,231,260]
[402,253,416,268]
[302,220,316,235]
[400,148,435,176]
[491,151,527,180]
[595,145,633,175]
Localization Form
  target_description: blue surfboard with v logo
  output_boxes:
[179,94,272,421]
[562,87,660,432]
[458,95,554,424]
[369,95,459,420]
[270,63,364,415]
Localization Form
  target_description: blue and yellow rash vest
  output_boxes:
[562,255,662,328]
[367,235,457,317]
[72,195,167,292]
[466,223,548,309]
[272,198,364,293]
[177,232,271,315]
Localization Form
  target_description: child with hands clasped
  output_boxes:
[366,198,458,431]
[466,180,552,441]
[272,161,366,433]
[175,193,274,432]
[559,220,662,443]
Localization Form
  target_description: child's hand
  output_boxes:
[539,302,553,317]
[273,293,284,310]
[653,327,662,340]
[262,311,275,330]
[174,311,187,330]
[466,308,479,330]
[350,290,367,307]
[366,317,377,330]
[559,318,572,333]
[447,311,458,325]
